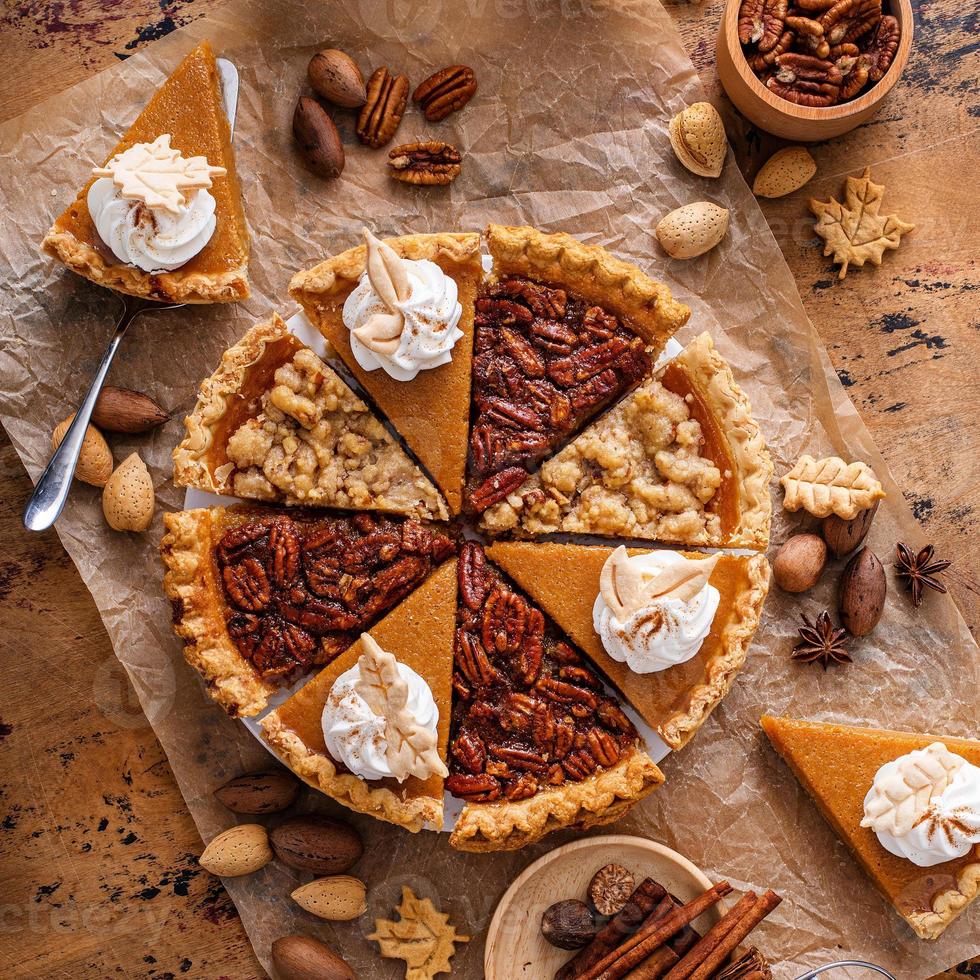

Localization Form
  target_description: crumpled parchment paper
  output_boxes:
[0,0,976,977]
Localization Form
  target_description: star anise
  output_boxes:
[894,542,951,608]
[792,610,851,669]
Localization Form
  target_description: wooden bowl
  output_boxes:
[716,0,913,141]
[484,835,723,979]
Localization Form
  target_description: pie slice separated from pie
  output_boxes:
[262,560,457,832]
[761,715,980,939]
[160,505,455,717]
[466,224,692,515]
[172,313,449,520]
[43,41,249,303]
[289,233,483,514]
[447,542,664,852]
[488,541,770,750]
[481,331,773,551]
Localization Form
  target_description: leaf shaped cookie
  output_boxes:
[809,167,914,279]
[781,454,885,519]
[368,886,469,980]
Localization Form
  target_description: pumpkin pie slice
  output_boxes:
[487,541,770,749]
[289,233,483,514]
[160,505,455,717]
[447,543,664,852]
[43,41,249,303]
[466,224,691,514]
[262,560,457,833]
[761,715,980,939]
[482,332,771,549]
[172,313,448,520]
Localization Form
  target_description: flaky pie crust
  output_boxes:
[262,714,443,833]
[907,863,980,940]
[449,747,664,852]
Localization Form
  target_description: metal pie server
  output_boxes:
[23,57,241,532]
[796,962,897,979]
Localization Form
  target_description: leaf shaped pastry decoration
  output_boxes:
[352,228,411,355]
[861,742,964,836]
[93,134,226,215]
[354,634,448,783]
[368,886,470,980]
[780,454,885,520]
[809,167,914,279]
[599,546,719,619]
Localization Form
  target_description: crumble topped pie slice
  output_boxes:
[161,506,455,717]
[262,560,457,833]
[487,541,771,749]
[482,332,773,550]
[42,41,249,303]
[173,313,448,520]
[466,225,691,514]
[289,233,483,514]
[447,542,664,852]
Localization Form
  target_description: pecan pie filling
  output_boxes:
[467,277,651,512]
[214,511,455,679]
[446,543,639,804]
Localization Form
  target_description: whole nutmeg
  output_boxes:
[821,499,879,559]
[199,823,272,877]
[214,770,300,814]
[270,815,363,874]
[51,414,113,487]
[102,452,155,532]
[308,49,366,108]
[588,863,635,916]
[541,899,597,950]
[293,96,345,180]
[271,934,355,980]
[91,386,169,433]
[772,533,827,592]
[839,547,886,636]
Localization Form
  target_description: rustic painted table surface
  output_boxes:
[0,1,976,977]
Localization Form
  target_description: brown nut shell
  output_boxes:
[271,935,355,980]
[293,97,344,180]
[270,815,363,874]
[773,533,827,592]
[839,547,886,636]
[821,499,878,558]
[214,770,300,814]
[91,386,169,433]
[308,49,366,108]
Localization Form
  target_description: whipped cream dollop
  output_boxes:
[592,547,719,674]
[861,742,980,867]
[322,655,440,783]
[342,228,463,382]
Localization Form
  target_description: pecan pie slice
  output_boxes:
[466,225,691,513]
[447,542,664,852]
[172,313,448,521]
[161,505,455,717]
[482,332,773,550]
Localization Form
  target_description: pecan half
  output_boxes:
[749,30,794,70]
[445,773,501,802]
[388,140,461,185]
[451,732,486,774]
[865,14,900,81]
[739,0,789,52]
[767,53,842,106]
[819,0,881,46]
[469,466,527,512]
[357,66,409,148]
[837,53,871,98]
[224,558,271,612]
[412,65,477,121]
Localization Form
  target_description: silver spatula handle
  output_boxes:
[796,961,897,979]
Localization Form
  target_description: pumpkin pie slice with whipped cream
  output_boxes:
[172,313,448,520]
[481,332,773,551]
[43,40,249,303]
[290,230,483,514]
[262,560,457,832]
[487,541,770,749]
[761,716,980,939]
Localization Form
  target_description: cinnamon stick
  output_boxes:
[622,944,679,979]
[683,891,781,980]
[557,878,667,980]
[661,892,758,980]
[574,881,733,980]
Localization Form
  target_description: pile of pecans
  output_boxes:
[738,0,901,107]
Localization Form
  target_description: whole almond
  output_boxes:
[839,547,886,636]
[293,97,345,180]
[271,935,355,980]
[91,386,169,433]
[821,499,879,558]
[753,146,817,199]
[270,815,363,874]
[199,823,272,877]
[52,414,113,487]
[655,202,729,259]
[214,771,300,814]
[102,452,155,531]
[308,49,366,108]
[773,533,827,592]
[291,875,367,921]
[668,102,727,179]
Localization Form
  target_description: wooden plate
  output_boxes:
[484,834,723,979]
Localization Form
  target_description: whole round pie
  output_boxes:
[161,224,774,851]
